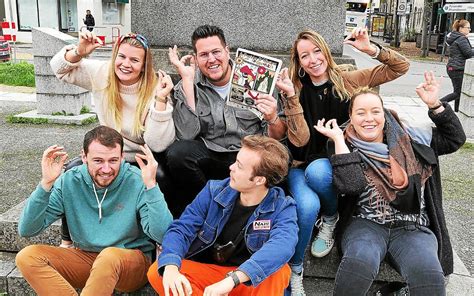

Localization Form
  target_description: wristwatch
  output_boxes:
[226,270,240,288]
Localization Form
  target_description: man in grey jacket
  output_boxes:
[165,25,286,212]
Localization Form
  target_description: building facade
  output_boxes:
[2,0,131,43]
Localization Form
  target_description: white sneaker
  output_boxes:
[290,269,306,296]
[311,214,339,258]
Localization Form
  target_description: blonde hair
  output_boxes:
[104,37,157,138]
[453,19,470,32]
[289,30,351,101]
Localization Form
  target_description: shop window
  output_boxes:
[102,0,123,25]
[17,0,58,31]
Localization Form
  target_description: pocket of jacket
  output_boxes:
[246,232,270,252]
[197,222,217,244]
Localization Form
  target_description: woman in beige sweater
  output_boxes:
[50,31,175,163]
[50,31,176,246]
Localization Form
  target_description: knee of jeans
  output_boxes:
[166,141,196,170]
[16,245,44,270]
[401,261,444,285]
[339,256,379,280]
[305,159,333,187]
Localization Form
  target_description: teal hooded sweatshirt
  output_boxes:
[18,161,173,259]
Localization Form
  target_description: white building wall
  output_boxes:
[3,0,131,44]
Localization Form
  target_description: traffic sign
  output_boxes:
[442,4,474,13]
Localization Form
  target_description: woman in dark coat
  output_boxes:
[315,71,466,295]
[441,19,473,112]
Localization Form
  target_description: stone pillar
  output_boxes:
[131,0,346,54]
[459,58,474,139]
[32,27,91,116]
[131,0,352,76]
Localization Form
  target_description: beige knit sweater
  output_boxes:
[50,45,175,162]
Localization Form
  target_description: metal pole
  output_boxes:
[7,0,16,63]
[394,0,400,47]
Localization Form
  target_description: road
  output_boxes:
[343,44,452,98]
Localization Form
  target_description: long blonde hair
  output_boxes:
[104,36,157,138]
[289,30,350,101]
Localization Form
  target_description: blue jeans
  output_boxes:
[334,218,445,296]
[287,158,337,271]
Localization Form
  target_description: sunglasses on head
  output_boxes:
[118,33,149,50]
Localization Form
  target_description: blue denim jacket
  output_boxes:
[158,178,298,286]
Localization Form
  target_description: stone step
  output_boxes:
[0,201,61,252]
[0,201,403,283]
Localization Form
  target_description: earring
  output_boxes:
[298,67,306,78]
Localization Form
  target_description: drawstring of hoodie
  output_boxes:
[92,183,108,223]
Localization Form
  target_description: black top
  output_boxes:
[446,31,474,71]
[192,199,257,266]
[289,76,350,164]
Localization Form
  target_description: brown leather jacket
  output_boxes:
[283,45,410,148]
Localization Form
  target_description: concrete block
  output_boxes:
[131,0,346,55]
[461,73,474,97]
[13,110,97,126]
[37,93,91,116]
[32,27,76,57]
[0,201,62,252]
[459,93,473,117]
[0,252,16,293]
[33,56,54,76]
[35,75,89,95]
[464,58,474,76]
[458,111,474,139]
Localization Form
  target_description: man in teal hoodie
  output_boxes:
[15,125,173,295]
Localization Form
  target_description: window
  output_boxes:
[102,0,122,25]
[17,0,59,31]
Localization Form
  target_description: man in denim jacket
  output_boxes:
[147,135,298,296]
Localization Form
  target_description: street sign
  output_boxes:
[397,0,408,15]
[442,3,474,13]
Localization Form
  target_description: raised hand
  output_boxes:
[343,27,375,56]
[134,144,158,189]
[155,69,174,100]
[276,68,296,97]
[314,119,350,154]
[168,45,195,81]
[77,31,103,56]
[40,145,68,191]
[415,71,442,109]
[162,265,193,296]
[314,118,343,141]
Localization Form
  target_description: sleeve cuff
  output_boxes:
[330,151,362,167]
[149,101,174,122]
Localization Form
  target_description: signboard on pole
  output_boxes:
[442,4,474,13]
[397,0,408,15]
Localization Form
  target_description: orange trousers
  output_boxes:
[147,259,290,296]
[15,244,150,296]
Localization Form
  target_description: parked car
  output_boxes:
[0,36,11,62]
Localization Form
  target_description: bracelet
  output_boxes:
[155,95,167,104]
[369,44,381,59]
[73,47,83,58]
[429,102,442,111]
[267,115,279,125]
[226,271,240,288]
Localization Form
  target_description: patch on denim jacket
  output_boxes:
[253,220,271,230]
